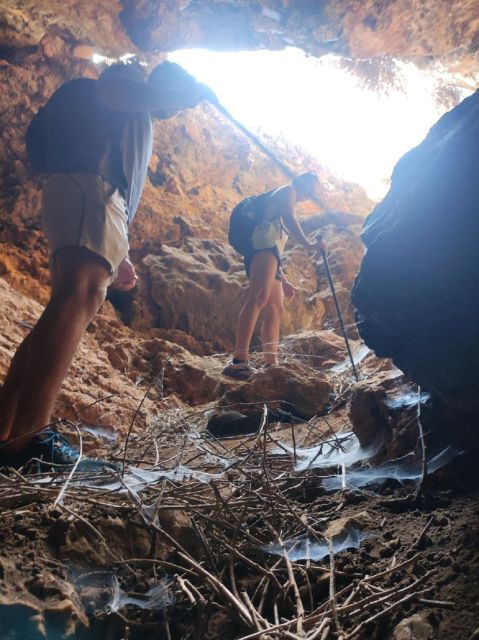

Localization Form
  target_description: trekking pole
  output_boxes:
[210,99,360,382]
[213,102,297,181]
[320,248,359,381]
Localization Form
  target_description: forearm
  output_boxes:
[282,215,313,249]
[96,77,200,112]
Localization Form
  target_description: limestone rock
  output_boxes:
[2,0,479,73]
[86,312,236,406]
[219,362,332,420]
[143,239,246,352]
[0,553,88,638]
[325,511,371,539]
[0,1,133,55]
[349,379,438,461]
[353,91,479,411]
[393,613,434,640]
[349,382,391,450]
[282,329,351,369]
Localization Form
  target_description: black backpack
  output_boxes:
[25,80,86,174]
[25,105,50,173]
[228,191,273,256]
[25,79,116,175]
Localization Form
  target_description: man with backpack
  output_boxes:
[0,60,213,470]
[224,172,326,380]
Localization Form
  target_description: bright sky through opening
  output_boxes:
[170,48,466,200]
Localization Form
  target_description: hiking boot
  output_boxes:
[222,359,255,380]
[0,429,119,473]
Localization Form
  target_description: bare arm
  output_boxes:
[277,186,327,255]
[95,75,206,113]
[278,187,315,249]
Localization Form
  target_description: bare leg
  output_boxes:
[0,335,31,441]
[260,279,284,365]
[0,258,66,442]
[234,252,278,362]
[1,246,110,454]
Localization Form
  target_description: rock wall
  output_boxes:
[352,90,479,411]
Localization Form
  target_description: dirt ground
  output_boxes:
[0,408,478,640]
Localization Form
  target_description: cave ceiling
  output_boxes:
[2,0,479,74]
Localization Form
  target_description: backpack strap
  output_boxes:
[251,189,277,225]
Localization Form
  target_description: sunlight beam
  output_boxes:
[170,48,469,200]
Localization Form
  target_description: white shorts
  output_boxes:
[41,173,129,283]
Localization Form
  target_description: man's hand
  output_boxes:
[110,257,138,291]
[282,279,297,299]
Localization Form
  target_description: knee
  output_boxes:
[265,301,285,321]
[76,278,107,314]
[55,276,107,315]
[249,288,271,310]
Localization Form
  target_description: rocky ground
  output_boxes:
[1,278,478,638]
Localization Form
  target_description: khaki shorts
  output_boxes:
[41,173,129,284]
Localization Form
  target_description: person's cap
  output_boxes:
[148,61,197,88]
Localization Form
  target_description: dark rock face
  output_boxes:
[118,0,479,64]
[206,410,262,438]
[352,90,479,411]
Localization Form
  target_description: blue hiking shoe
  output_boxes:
[0,429,119,473]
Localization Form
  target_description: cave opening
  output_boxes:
[170,47,471,200]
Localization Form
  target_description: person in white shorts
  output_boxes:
[0,60,213,470]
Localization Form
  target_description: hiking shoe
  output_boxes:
[222,359,255,380]
[0,429,119,473]
[31,429,79,467]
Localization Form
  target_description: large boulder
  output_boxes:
[218,362,332,420]
[136,219,365,353]
[139,237,324,353]
[143,238,245,352]
[353,91,479,411]
[282,328,354,368]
